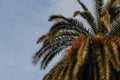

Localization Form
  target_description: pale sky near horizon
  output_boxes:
[0,0,92,80]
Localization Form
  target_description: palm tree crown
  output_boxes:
[33,0,120,80]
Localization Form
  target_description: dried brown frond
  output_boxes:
[72,37,91,80]
[109,42,120,71]
[100,9,111,31]
[63,34,86,57]
[92,34,119,44]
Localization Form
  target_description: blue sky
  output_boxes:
[0,0,92,80]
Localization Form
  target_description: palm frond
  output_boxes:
[103,43,111,80]
[97,21,108,34]
[109,6,120,22]
[77,37,91,65]
[64,60,76,80]
[41,43,69,69]
[94,0,104,33]
[48,15,67,22]
[33,37,74,66]
[49,31,79,42]
[94,0,104,18]
[77,0,88,10]
[74,0,97,34]
[73,10,97,34]
[93,62,100,80]
[48,15,92,36]
[43,54,77,80]
[72,37,91,80]
[40,36,75,69]
[105,0,120,22]
[108,42,120,71]
[37,34,47,44]
[58,64,68,80]
[60,56,76,80]
[95,43,110,80]
[63,33,87,58]
[110,20,120,35]
[100,9,111,31]
[53,31,79,38]
[43,60,64,80]
[34,33,78,63]
[48,21,84,37]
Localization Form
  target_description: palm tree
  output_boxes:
[33,0,120,80]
